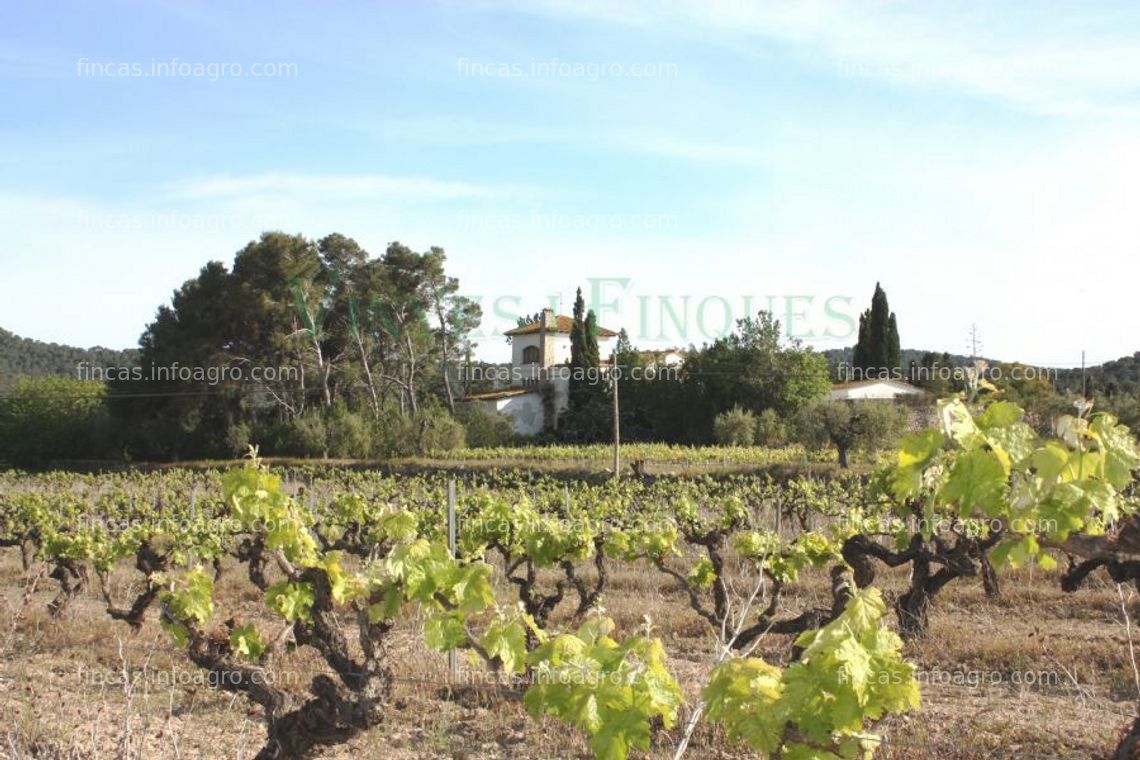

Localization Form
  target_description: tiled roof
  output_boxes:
[463,387,537,401]
[504,315,618,338]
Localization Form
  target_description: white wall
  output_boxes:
[831,382,924,401]
[549,334,573,365]
[496,392,546,435]
[510,333,543,372]
[509,333,613,371]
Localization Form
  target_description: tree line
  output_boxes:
[0,232,514,464]
[3,256,1136,467]
[0,327,136,391]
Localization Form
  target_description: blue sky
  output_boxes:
[2,0,1138,365]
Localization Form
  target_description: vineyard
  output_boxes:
[1,399,1139,759]
[416,443,846,469]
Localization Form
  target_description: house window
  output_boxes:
[522,346,540,364]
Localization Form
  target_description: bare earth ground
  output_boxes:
[0,547,1135,760]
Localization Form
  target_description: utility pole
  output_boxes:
[967,323,982,359]
[447,479,457,680]
[612,350,620,481]
[1081,350,1087,398]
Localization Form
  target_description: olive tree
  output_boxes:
[793,399,908,468]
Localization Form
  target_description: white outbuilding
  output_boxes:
[829,379,926,401]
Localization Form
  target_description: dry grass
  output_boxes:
[0,546,1134,760]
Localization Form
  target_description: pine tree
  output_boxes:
[614,328,634,360]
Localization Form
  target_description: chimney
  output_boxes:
[537,308,556,370]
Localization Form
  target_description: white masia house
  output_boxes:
[463,308,618,435]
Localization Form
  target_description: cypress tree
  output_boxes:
[564,287,606,440]
[867,283,890,370]
[852,313,869,376]
[853,282,901,377]
[568,288,601,404]
[887,313,901,374]
[583,311,600,367]
[569,287,587,371]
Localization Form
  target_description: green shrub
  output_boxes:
[418,408,466,454]
[282,411,329,458]
[252,404,469,460]
[224,422,251,457]
[0,376,109,465]
[369,407,418,458]
[713,406,757,446]
[754,408,787,446]
[326,404,373,458]
[457,403,516,448]
[368,403,466,457]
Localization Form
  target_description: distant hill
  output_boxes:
[1054,352,1140,395]
[821,346,1140,395]
[3,326,1138,399]
[821,347,980,378]
[0,327,137,390]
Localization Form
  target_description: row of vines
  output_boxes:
[1,398,1138,759]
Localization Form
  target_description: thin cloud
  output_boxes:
[167,172,516,202]
[356,119,769,166]
[489,0,1140,118]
